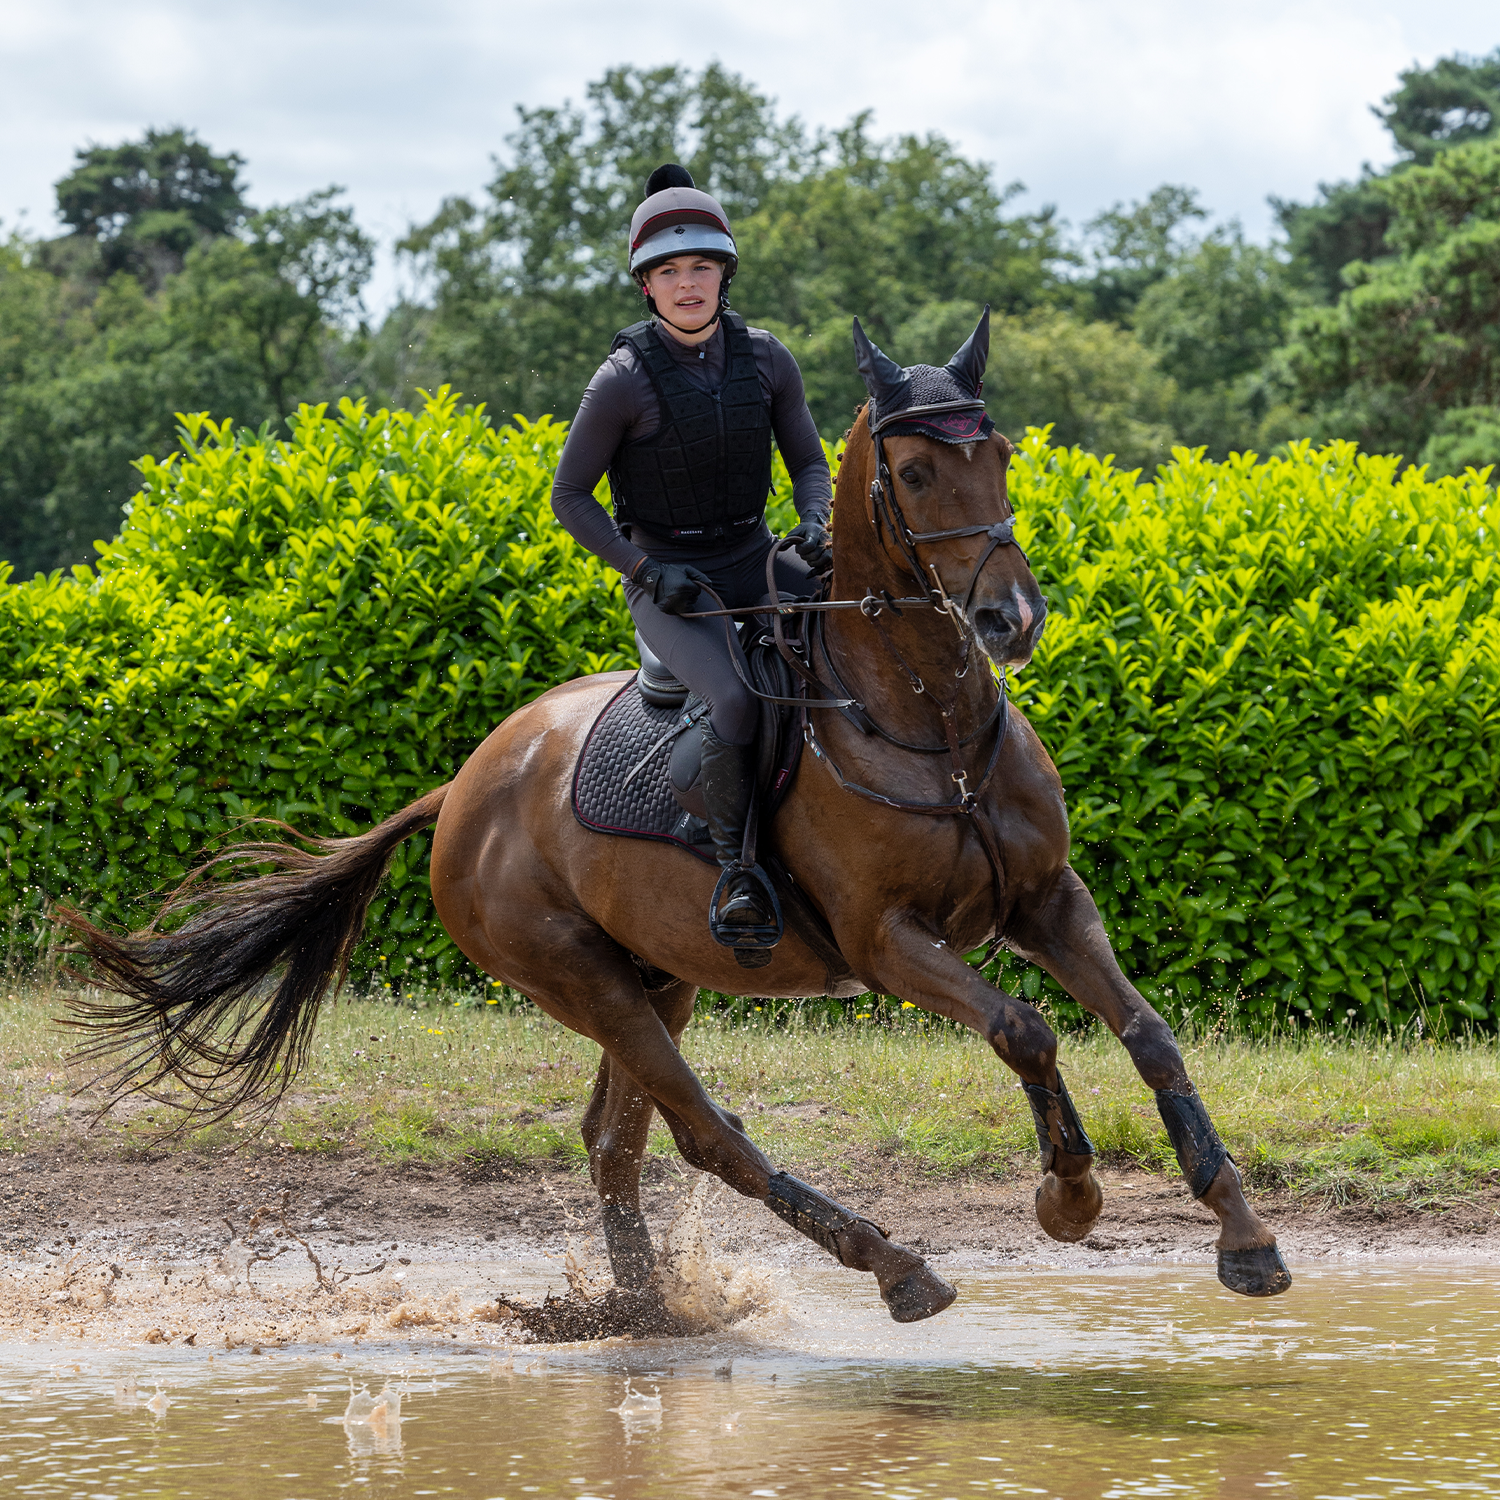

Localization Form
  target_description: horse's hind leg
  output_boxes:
[505,922,954,1321]
[581,1055,657,1287]
[1008,865,1291,1297]
[579,976,697,1288]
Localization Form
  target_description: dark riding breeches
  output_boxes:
[624,529,817,746]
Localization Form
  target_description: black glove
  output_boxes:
[786,518,833,575]
[635,559,712,616]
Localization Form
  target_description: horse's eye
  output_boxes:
[899,469,920,486]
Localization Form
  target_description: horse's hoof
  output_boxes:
[881,1266,957,1323]
[1218,1244,1292,1297]
[1035,1170,1103,1243]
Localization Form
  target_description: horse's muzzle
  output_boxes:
[974,592,1048,668]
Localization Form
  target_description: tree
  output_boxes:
[889,299,1176,471]
[1271,174,1393,305]
[0,168,374,577]
[734,119,1066,432]
[1376,47,1500,165]
[1079,186,1206,325]
[398,64,1068,433]
[1275,50,1500,304]
[52,126,248,289]
[1132,230,1295,456]
[1280,136,1500,472]
[173,189,374,414]
[397,65,802,423]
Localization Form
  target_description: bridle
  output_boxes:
[691,398,1029,924]
[865,397,1031,619]
[798,397,1032,933]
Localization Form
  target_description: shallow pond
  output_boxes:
[2,1262,1497,1498]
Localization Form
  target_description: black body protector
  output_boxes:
[606,311,774,541]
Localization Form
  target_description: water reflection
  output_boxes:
[0,1264,1496,1498]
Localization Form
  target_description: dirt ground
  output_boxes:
[5,1146,1498,1271]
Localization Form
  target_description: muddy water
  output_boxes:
[3,1263,1498,1498]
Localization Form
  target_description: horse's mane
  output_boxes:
[830,402,873,525]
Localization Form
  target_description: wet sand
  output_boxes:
[4,1146,1497,1265]
[3,1146,1498,1351]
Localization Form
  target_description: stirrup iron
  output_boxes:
[709,861,784,969]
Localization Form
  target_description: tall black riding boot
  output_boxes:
[699,724,777,939]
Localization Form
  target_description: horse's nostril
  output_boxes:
[975,604,1020,640]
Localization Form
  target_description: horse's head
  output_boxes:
[838,308,1046,670]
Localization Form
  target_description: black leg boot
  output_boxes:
[700,724,781,963]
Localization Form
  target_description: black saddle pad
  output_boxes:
[572,679,718,864]
[570,654,858,990]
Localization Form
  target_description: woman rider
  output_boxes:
[550,163,834,947]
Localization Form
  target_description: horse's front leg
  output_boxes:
[1007,865,1291,1297]
[862,913,1105,1244]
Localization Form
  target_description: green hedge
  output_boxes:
[0,391,644,982]
[1002,438,1500,1030]
[1,389,1496,1028]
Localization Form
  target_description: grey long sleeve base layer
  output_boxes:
[549,319,834,579]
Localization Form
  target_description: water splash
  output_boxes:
[342,1381,403,1457]
[613,1380,661,1418]
[613,1378,663,1436]
[485,1174,780,1342]
[655,1175,776,1331]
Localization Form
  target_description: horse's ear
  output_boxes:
[944,304,990,395]
[852,317,908,406]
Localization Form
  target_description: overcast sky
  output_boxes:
[3,0,1496,312]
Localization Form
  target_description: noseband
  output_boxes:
[867,398,1031,617]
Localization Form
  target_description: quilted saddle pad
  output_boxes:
[571,678,717,864]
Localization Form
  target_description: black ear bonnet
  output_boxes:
[851,307,995,444]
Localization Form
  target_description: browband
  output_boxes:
[869,398,988,435]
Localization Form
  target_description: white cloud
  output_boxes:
[2,0,1495,310]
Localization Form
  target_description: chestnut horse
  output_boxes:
[62,315,1290,1320]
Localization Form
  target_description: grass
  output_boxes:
[1,978,1498,1207]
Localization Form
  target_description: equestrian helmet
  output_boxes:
[628,164,738,278]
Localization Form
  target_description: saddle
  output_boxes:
[571,615,856,986]
[573,623,801,861]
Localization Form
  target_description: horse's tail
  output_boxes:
[54,783,450,1124]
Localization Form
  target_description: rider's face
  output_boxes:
[643,257,724,336]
